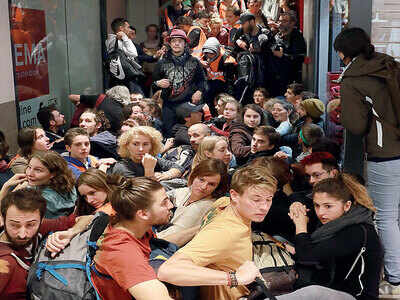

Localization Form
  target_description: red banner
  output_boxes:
[10,6,49,101]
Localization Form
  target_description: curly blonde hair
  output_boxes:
[118,126,163,158]
[192,136,228,169]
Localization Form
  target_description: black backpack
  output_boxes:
[106,38,144,81]
[27,213,110,300]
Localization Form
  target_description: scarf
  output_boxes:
[311,204,374,244]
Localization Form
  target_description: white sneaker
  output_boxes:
[380,280,400,299]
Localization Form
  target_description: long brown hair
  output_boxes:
[188,158,229,198]
[18,127,38,158]
[30,151,75,194]
[76,168,123,216]
[313,173,376,212]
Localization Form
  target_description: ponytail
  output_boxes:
[313,173,376,212]
[340,173,376,212]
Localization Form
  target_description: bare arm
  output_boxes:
[158,252,228,286]
[0,174,27,206]
[158,252,259,287]
[128,279,172,300]
[158,225,200,247]
[45,215,95,257]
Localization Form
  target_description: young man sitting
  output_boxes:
[158,165,277,299]
[246,126,281,164]
[36,104,66,153]
[162,123,211,177]
[79,109,118,159]
[289,151,340,234]
[91,177,174,300]
[63,128,115,179]
[0,188,92,299]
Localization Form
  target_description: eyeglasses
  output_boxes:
[305,171,328,181]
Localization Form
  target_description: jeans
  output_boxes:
[367,159,400,283]
[273,285,355,300]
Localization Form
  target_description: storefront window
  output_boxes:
[372,0,400,61]
[9,0,103,128]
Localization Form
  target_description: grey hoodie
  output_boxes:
[202,37,221,62]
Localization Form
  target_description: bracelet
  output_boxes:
[229,271,238,288]
[226,272,232,287]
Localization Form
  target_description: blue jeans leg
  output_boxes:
[367,159,400,283]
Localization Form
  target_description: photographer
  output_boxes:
[264,11,306,97]
[232,12,271,104]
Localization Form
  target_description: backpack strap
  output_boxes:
[95,94,106,108]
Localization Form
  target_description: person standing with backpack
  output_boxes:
[334,27,400,296]
[106,18,143,94]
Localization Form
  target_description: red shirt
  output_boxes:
[91,225,157,300]
[0,215,76,299]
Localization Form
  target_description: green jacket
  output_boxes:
[340,52,400,160]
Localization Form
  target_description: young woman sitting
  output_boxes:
[229,104,266,166]
[209,96,241,137]
[289,173,383,300]
[111,126,183,181]
[192,136,232,170]
[76,168,124,216]
[295,124,324,162]
[156,158,229,247]
[9,127,51,174]
[2,151,77,219]
[270,100,295,136]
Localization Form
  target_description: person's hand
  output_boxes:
[155,49,165,59]
[191,91,202,104]
[3,174,27,190]
[235,261,261,285]
[284,243,296,255]
[199,59,209,68]
[289,201,309,218]
[273,47,284,58]
[154,172,167,182]
[98,158,117,166]
[249,44,256,53]
[68,94,81,106]
[45,230,75,258]
[14,181,29,192]
[278,109,290,122]
[288,203,309,228]
[236,40,248,50]
[274,151,288,160]
[142,153,157,170]
[116,31,125,40]
[268,21,279,31]
[157,79,170,89]
[164,138,175,152]
[97,158,117,172]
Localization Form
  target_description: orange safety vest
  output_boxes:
[205,48,236,82]
[189,25,207,58]
[164,8,174,31]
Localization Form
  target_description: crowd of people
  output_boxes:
[1,0,400,300]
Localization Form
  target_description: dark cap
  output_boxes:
[176,102,204,119]
[238,12,255,24]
